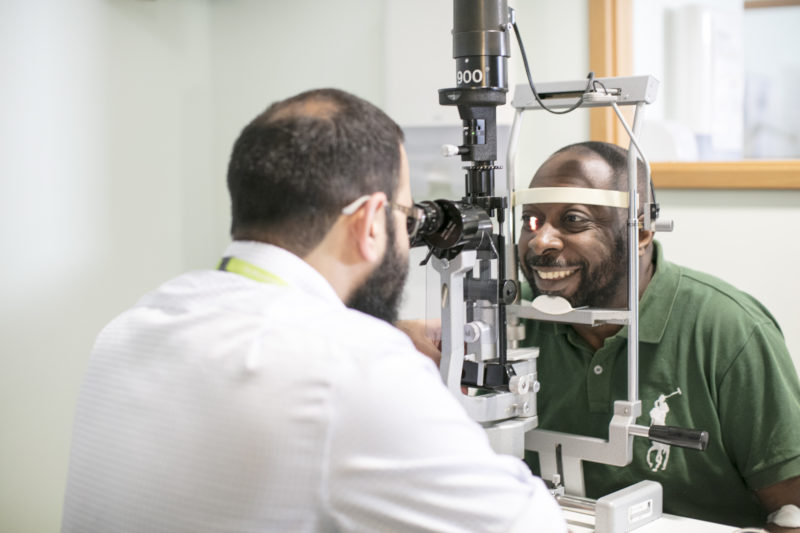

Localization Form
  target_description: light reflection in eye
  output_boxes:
[527,215,540,232]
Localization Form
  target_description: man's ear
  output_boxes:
[638,215,655,256]
[351,192,388,264]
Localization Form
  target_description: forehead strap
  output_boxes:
[513,187,630,208]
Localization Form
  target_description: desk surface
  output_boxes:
[563,509,737,533]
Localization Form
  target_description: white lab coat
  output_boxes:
[61,240,564,533]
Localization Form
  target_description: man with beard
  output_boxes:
[61,89,565,533]
[518,141,800,530]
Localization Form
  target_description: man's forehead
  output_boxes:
[531,151,616,190]
[515,152,629,209]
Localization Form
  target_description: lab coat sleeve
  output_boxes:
[323,326,566,533]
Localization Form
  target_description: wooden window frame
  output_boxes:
[745,1,800,9]
[589,0,800,189]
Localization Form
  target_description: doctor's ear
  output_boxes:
[349,192,388,263]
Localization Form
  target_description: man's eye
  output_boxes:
[564,213,589,227]
[522,215,540,231]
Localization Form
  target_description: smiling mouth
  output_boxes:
[534,268,579,281]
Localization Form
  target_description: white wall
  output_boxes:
[207,0,389,240]
[656,191,800,372]
[0,1,214,531]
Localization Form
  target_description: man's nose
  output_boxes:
[531,222,563,256]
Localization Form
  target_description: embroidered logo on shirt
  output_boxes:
[646,387,682,472]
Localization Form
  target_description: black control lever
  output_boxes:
[648,425,709,451]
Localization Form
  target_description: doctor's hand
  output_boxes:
[396,319,441,367]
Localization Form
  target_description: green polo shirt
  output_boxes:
[522,240,800,527]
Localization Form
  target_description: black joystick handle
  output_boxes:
[648,425,709,451]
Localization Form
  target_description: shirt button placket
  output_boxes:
[587,354,614,412]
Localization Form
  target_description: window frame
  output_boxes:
[588,0,800,190]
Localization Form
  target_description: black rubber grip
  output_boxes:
[648,425,709,451]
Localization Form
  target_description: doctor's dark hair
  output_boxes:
[226,88,405,256]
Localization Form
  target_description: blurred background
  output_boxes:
[1,1,797,531]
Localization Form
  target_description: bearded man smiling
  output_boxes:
[518,141,800,531]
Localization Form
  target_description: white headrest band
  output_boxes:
[513,187,630,208]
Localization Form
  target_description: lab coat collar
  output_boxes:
[222,240,344,308]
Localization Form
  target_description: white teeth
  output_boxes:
[536,269,576,280]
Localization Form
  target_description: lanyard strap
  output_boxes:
[217,256,288,286]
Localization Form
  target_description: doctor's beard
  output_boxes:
[346,221,409,324]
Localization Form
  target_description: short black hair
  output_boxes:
[552,141,649,199]
[226,88,405,256]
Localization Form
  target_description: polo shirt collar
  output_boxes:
[616,239,678,343]
[221,240,344,308]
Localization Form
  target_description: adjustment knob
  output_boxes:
[441,144,466,157]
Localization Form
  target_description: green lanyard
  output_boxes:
[217,256,288,286]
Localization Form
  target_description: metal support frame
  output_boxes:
[505,76,658,497]
[433,251,539,455]
[433,73,674,531]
